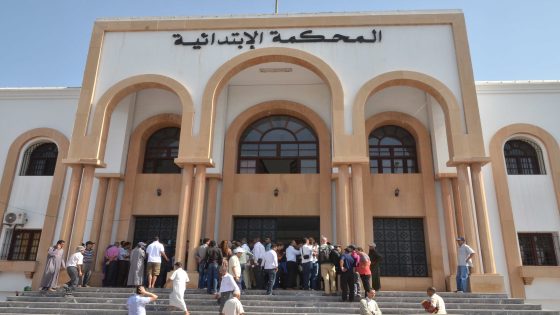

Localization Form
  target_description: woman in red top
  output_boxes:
[355,247,372,298]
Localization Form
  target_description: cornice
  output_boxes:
[0,87,81,100]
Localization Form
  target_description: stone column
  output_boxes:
[69,165,96,252]
[186,165,207,272]
[59,165,83,248]
[204,177,220,240]
[470,163,496,274]
[456,164,481,274]
[451,177,465,237]
[351,163,366,247]
[95,178,120,271]
[440,177,458,272]
[175,164,194,265]
[89,177,109,248]
[336,165,351,246]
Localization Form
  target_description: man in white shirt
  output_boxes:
[285,240,300,289]
[423,287,446,314]
[145,236,169,288]
[300,238,313,290]
[455,236,475,293]
[65,246,85,291]
[127,285,158,315]
[252,237,266,289]
[229,247,243,287]
[222,290,245,315]
[360,289,382,315]
[240,239,252,289]
[263,243,279,295]
[216,269,240,314]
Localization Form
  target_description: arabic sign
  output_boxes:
[172,29,382,50]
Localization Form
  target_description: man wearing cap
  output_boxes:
[80,241,95,287]
[455,237,475,293]
[128,242,147,286]
[229,247,243,288]
[65,246,85,291]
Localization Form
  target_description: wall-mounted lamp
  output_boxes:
[394,187,400,197]
[156,188,162,197]
[273,188,279,197]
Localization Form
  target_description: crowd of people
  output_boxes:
[36,233,476,315]
[194,235,383,300]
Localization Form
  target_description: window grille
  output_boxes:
[238,116,318,174]
[369,125,418,174]
[142,127,181,174]
[504,139,546,175]
[7,229,41,261]
[20,142,58,176]
[373,218,428,277]
[518,233,558,266]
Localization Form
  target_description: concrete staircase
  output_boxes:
[0,288,558,315]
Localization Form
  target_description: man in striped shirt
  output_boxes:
[80,241,95,287]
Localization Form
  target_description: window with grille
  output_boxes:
[19,142,58,176]
[7,229,41,261]
[369,125,418,174]
[238,115,319,174]
[518,233,558,266]
[504,139,545,175]
[142,127,181,174]
[373,218,428,277]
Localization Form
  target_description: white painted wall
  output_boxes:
[0,273,30,293]
[477,81,560,299]
[93,24,464,137]
[0,89,79,181]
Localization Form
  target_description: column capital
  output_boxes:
[174,157,214,167]
[446,157,491,167]
[332,156,369,166]
[94,172,124,180]
[62,158,107,167]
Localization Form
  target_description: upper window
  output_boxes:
[238,115,318,174]
[369,125,418,174]
[518,233,558,266]
[504,139,545,175]
[142,127,181,174]
[20,142,58,176]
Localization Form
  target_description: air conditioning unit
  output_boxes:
[3,212,27,226]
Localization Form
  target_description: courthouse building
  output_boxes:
[0,10,558,304]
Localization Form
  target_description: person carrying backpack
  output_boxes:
[319,236,336,295]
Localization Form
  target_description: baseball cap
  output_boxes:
[456,237,465,241]
[76,246,85,251]
[85,241,95,245]
[233,247,245,254]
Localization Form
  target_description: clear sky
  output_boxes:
[0,0,558,87]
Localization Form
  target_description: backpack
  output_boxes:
[318,244,332,263]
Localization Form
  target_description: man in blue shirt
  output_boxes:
[339,247,356,302]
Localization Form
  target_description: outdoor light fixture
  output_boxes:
[273,188,279,197]
[394,187,400,197]
[156,188,162,196]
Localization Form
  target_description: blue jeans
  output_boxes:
[302,262,311,289]
[207,262,219,293]
[456,265,469,292]
[265,269,277,295]
[310,262,319,290]
[198,262,207,289]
